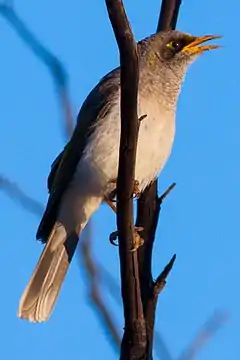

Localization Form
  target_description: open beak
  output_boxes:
[181,35,222,54]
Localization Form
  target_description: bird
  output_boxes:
[18,30,220,322]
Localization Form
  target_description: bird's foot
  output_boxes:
[130,227,144,252]
[132,180,141,199]
[106,179,141,205]
[109,226,144,251]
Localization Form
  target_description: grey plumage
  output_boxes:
[18,30,220,322]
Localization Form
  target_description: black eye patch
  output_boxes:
[161,36,195,59]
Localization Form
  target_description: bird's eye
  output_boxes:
[166,40,182,51]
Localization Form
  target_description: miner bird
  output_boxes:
[18,30,220,322]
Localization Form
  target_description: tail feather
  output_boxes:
[18,223,79,323]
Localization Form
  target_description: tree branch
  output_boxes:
[135,1,182,358]
[105,1,146,359]
[157,0,182,32]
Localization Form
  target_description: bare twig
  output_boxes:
[0,3,74,138]
[178,310,230,360]
[0,174,44,216]
[158,183,176,204]
[105,1,146,358]
[79,226,121,352]
[153,255,176,297]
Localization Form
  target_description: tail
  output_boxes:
[18,223,80,323]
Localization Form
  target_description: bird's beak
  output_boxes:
[181,35,222,54]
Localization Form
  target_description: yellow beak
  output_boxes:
[181,35,222,54]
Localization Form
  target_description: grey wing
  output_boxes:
[37,68,120,242]
[47,151,64,193]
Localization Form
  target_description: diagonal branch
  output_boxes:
[0,2,74,138]
[0,174,44,216]
[79,226,121,352]
[178,310,230,360]
[153,254,176,297]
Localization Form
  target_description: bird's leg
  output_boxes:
[109,227,144,251]
[105,197,144,250]
[104,179,141,214]
[132,180,141,198]
[105,179,141,210]
[105,179,144,250]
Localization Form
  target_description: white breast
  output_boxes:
[76,95,175,193]
[135,96,175,190]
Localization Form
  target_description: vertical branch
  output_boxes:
[157,0,182,32]
[105,1,146,359]
[136,0,182,357]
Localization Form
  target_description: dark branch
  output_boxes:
[136,1,182,358]
[157,0,182,32]
[105,1,146,358]
[158,183,176,204]
[153,255,176,296]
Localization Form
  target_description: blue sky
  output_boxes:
[0,1,239,359]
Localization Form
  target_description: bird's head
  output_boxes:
[139,30,221,104]
[142,30,221,69]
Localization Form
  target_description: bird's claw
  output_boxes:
[130,227,144,252]
[107,179,141,202]
[109,230,119,246]
[109,226,144,251]
[132,180,141,199]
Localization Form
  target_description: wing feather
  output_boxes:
[37,68,120,242]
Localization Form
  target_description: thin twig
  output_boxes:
[158,183,176,204]
[79,226,121,352]
[153,255,176,297]
[0,174,44,216]
[0,3,74,138]
[178,310,230,360]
